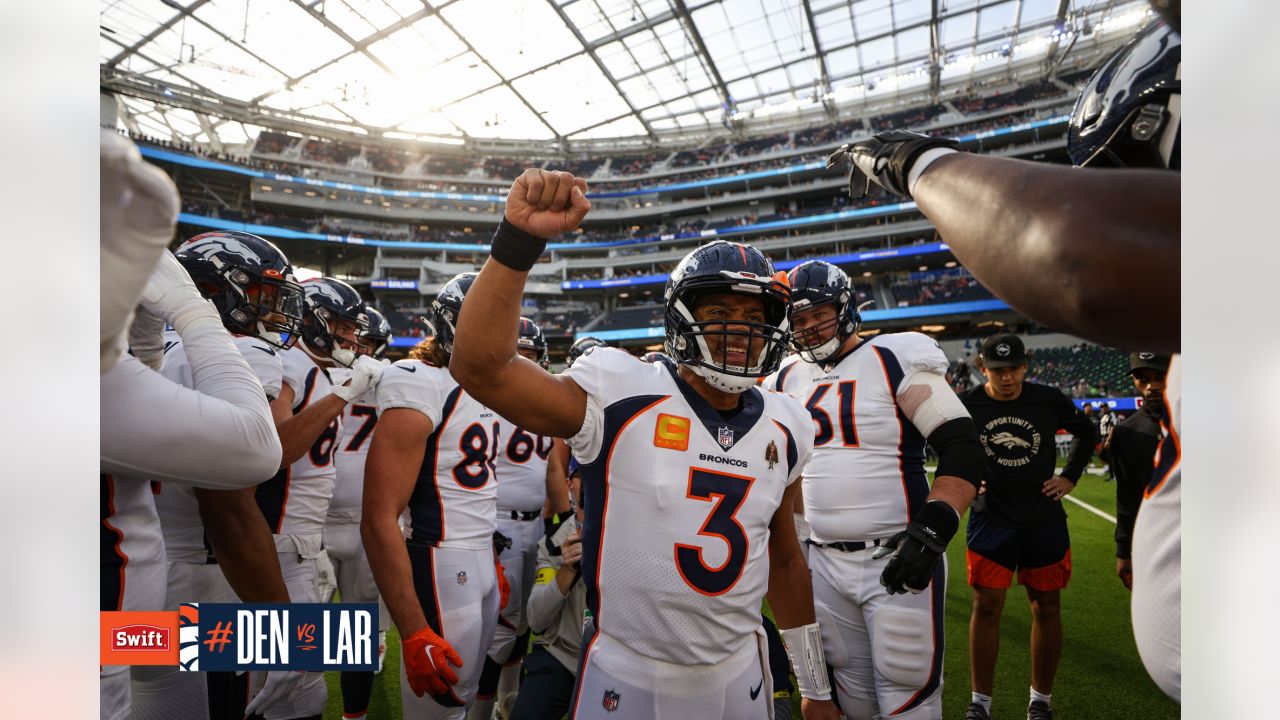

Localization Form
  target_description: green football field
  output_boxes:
[323,470,1179,719]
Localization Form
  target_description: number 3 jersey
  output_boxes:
[376,359,498,550]
[767,332,950,543]
[256,345,339,538]
[563,350,814,665]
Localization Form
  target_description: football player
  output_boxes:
[100,138,281,720]
[768,260,983,720]
[325,305,394,720]
[450,168,840,720]
[361,273,507,719]
[470,318,572,720]
[249,276,384,720]
[825,13,1180,701]
[129,231,320,720]
[566,336,607,368]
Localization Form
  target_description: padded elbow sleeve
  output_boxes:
[928,417,984,489]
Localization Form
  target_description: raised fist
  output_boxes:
[504,169,591,239]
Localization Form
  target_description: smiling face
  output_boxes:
[690,291,768,370]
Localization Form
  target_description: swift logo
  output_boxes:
[111,624,170,652]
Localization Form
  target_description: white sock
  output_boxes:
[971,692,992,712]
[1031,687,1052,706]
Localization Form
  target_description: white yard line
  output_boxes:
[1063,495,1117,524]
[925,465,1117,524]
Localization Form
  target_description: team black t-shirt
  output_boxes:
[960,382,1098,527]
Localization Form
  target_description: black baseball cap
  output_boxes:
[979,333,1028,368]
[1129,351,1171,374]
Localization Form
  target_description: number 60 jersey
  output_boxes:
[376,358,499,550]
[563,350,814,665]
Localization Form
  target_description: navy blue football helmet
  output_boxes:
[300,278,369,367]
[1069,19,1180,169]
[175,231,304,350]
[663,240,791,393]
[787,260,860,363]
[517,317,549,369]
[567,336,607,368]
[426,272,476,355]
[360,306,393,359]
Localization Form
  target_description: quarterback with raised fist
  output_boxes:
[450,168,839,720]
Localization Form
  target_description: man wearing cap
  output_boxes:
[1107,352,1170,590]
[958,334,1099,720]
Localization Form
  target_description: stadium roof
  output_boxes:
[100,0,1151,147]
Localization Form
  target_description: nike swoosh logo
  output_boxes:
[749,678,763,701]
[251,345,277,356]
[397,365,417,373]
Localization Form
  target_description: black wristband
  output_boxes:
[489,218,548,272]
[908,500,960,552]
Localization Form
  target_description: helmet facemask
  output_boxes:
[790,297,856,364]
[302,310,370,368]
[665,284,790,394]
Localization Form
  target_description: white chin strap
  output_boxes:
[801,335,841,363]
[330,347,356,368]
[687,363,758,393]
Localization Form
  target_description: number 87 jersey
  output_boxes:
[563,350,814,665]
[376,358,499,549]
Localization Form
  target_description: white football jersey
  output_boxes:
[766,333,949,542]
[257,346,338,537]
[493,416,555,513]
[376,359,498,550]
[1132,353,1180,700]
[329,367,379,516]
[101,473,165,612]
[151,332,284,563]
[564,350,813,665]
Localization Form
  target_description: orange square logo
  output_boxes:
[654,413,691,451]
[101,611,179,666]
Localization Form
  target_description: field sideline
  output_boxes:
[323,469,1179,719]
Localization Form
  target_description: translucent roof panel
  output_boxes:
[101,0,1153,145]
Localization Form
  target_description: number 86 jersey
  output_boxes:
[563,350,814,665]
[376,359,499,550]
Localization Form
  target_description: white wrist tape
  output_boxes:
[780,622,832,701]
[907,147,958,196]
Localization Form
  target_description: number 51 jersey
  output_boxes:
[563,350,814,665]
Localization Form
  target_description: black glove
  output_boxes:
[826,130,960,199]
[492,530,513,554]
[873,500,960,594]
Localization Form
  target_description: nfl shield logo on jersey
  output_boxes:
[602,689,621,712]
[456,571,468,585]
[717,426,734,450]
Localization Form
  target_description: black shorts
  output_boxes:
[965,511,1072,591]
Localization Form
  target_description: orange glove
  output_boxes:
[401,626,463,698]
[495,557,512,610]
